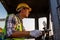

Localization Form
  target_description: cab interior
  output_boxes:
[0,0,50,40]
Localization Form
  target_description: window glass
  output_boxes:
[0,2,7,29]
[0,2,7,19]
[38,17,47,31]
[23,18,35,31]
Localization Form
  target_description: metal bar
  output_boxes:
[0,19,5,21]
[35,18,39,30]
[45,13,50,40]
[35,17,42,40]
[35,18,39,40]
[50,0,60,40]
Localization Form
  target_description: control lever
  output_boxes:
[42,21,51,40]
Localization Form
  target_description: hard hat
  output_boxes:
[16,3,32,12]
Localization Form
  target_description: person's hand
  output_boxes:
[30,30,42,38]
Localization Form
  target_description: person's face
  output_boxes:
[21,8,30,18]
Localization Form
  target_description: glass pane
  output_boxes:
[0,2,7,19]
[38,17,47,31]
[23,18,35,31]
[0,2,7,29]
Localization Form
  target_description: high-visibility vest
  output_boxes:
[15,15,23,31]
[2,14,24,40]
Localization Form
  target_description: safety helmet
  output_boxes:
[16,3,32,12]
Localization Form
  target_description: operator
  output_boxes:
[6,3,42,39]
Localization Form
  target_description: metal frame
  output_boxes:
[50,0,60,40]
